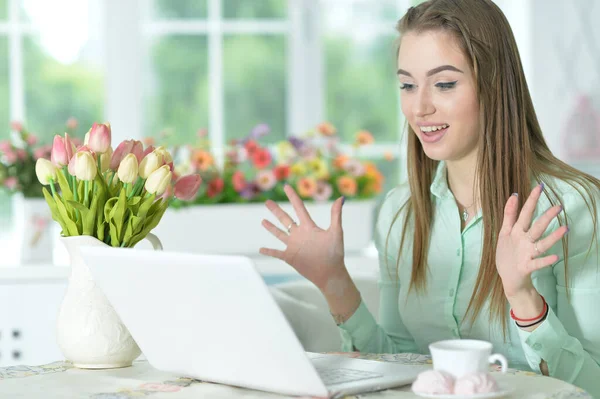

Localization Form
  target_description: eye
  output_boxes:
[435,81,457,90]
[399,83,415,91]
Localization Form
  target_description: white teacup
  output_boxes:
[429,339,508,379]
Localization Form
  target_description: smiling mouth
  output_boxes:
[418,124,449,143]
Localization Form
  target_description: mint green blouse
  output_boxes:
[339,162,600,396]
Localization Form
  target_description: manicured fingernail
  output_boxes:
[539,182,544,191]
[341,196,345,205]
[565,226,570,234]
[559,205,563,212]
[511,193,518,197]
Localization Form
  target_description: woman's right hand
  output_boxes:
[259,184,346,291]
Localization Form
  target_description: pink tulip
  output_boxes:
[158,182,173,201]
[16,149,27,160]
[131,140,144,163]
[110,140,134,170]
[142,145,155,158]
[64,133,76,161]
[174,174,201,201]
[68,153,77,175]
[88,122,111,153]
[51,135,68,166]
[77,145,97,159]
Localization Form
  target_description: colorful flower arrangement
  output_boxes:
[34,123,201,247]
[162,123,390,208]
[0,121,80,198]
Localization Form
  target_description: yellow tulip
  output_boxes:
[144,165,172,196]
[139,152,162,179]
[100,146,113,173]
[35,158,57,185]
[117,153,138,183]
[74,152,97,181]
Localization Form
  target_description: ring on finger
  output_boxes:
[534,241,540,256]
[287,221,297,234]
[527,231,535,243]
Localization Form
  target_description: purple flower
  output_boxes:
[240,183,260,200]
[288,136,304,150]
[250,124,270,139]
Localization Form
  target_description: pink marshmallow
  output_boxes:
[454,372,499,395]
[411,370,455,395]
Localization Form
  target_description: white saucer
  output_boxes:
[413,384,513,398]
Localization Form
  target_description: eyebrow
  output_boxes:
[397,65,464,77]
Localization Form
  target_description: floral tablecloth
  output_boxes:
[0,353,591,399]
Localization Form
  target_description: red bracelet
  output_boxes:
[510,294,547,322]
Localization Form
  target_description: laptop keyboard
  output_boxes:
[316,367,383,386]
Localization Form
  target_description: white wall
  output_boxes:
[529,0,600,174]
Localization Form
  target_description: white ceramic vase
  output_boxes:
[56,233,163,369]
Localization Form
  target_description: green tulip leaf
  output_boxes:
[53,194,79,236]
[56,171,73,201]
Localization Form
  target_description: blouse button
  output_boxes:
[533,343,542,351]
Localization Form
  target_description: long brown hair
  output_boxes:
[387,0,600,335]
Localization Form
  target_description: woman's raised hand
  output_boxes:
[496,183,568,299]
[259,184,346,290]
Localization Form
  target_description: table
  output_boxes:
[0,353,590,398]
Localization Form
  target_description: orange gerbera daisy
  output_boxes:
[317,122,337,136]
[336,175,358,197]
[191,149,214,171]
[355,130,374,146]
[297,177,317,198]
[333,154,349,170]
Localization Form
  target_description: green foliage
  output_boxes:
[154,0,207,19]
[23,37,104,139]
[325,35,400,142]
[222,0,286,19]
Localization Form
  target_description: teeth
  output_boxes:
[420,124,448,132]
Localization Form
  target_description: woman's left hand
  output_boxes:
[495,183,568,298]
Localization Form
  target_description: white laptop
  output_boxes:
[80,246,428,398]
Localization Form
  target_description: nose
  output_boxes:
[413,87,435,118]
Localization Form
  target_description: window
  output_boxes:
[0,0,104,221]
[142,0,289,150]
[2,0,413,224]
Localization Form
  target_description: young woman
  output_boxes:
[259,0,600,395]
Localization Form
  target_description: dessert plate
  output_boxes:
[413,383,513,398]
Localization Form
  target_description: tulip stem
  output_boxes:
[84,181,89,208]
[49,179,57,198]
[108,172,115,188]
[129,177,143,199]
[72,177,78,202]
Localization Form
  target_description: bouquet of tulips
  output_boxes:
[34,123,201,247]
[167,122,389,208]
